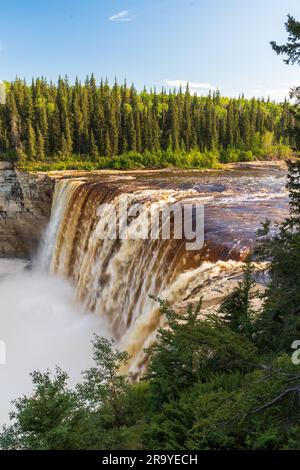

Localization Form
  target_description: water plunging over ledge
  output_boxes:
[38,164,289,371]
[0,164,289,422]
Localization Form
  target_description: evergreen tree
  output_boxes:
[89,131,99,162]
[0,76,294,165]
[36,126,45,160]
[271,15,300,65]
[219,261,257,337]
[26,120,36,160]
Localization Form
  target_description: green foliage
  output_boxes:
[271,15,300,151]
[3,26,300,447]
[76,335,130,428]
[219,261,258,337]
[145,356,300,450]
[0,368,82,450]
[220,147,240,163]
[239,150,255,162]
[271,15,300,65]
[0,336,135,450]
[4,176,300,450]
[253,160,300,352]
[2,289,300,450]
[146,299,258,406]
[0,77,295,169]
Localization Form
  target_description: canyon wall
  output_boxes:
[0,162,54,257]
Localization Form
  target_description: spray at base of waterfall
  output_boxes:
[0,269,110,425]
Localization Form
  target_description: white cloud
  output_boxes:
[163,79,217,95]
[109,10,135,22]
[249,85,298,102]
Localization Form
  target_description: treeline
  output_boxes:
[0,76,296,168]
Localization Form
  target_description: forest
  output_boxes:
[0,76,296,171]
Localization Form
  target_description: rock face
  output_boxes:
[0,162,54,257]
[173,260,267,318]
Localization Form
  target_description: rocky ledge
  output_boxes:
[0,162,54,257]
[173,260,267,317]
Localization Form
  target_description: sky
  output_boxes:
[0,0,300,101]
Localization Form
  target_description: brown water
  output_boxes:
[40,163,288,372]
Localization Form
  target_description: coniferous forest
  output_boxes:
[0,77,296,170]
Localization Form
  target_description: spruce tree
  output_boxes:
[90,131,99,161]
[26,120,36,160]
[0,75,294,164]
[36,127,45,160]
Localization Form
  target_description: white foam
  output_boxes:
[0,270,109,425]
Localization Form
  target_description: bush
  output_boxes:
[220,148,240,163]
[239,150,255,162]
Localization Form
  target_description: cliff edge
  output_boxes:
[0,162,54,257]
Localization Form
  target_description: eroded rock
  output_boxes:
[0,162,54,257]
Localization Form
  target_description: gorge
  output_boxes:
[0,161,289,422]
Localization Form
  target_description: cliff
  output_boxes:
[0,162,54,257]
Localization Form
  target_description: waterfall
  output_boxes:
[39,180,206,369]
[38,180,83,271]
[0,168,288,422]
[40,178,236,372]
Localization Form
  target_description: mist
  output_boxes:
[0,267,108,425]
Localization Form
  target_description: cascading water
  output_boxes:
[38,179,83,271]
[40,180,207,371]
[38,167,289,372]
[38,177,246,372]
[0,165,289,422]
[0,180,112,424]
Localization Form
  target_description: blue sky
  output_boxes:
[0,0,299,101]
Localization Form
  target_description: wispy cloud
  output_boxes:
[109,10,135,22]
[250,85,294,102]
[163,79,217,95]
